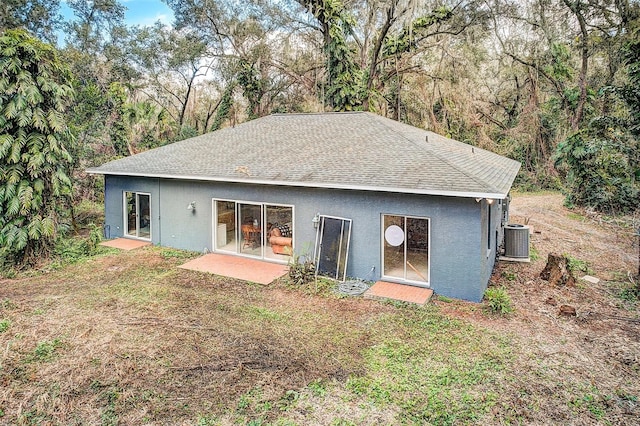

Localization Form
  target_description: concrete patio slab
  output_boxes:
[99,238,151,251]
[364,281,433,305]
[581,275,600,284]
[178,253,288,285]
[499,256,531,263]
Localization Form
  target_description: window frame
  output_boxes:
[212,198,294,263]
[122,191,152,241]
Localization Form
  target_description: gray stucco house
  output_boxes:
[88,112,520,302]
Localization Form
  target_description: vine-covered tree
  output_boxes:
[0,29,75,266]
[554,2,640,213]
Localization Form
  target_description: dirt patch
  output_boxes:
[473,193,640,424]
[510,192,638,279]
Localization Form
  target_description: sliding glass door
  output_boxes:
[239,203,263,256]
[213,199,293,261]
[214,200,236,251]
[382,215,429,286]
[124,192,151,240]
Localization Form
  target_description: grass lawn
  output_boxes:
[1,193,639,424]
[1,246,514,425]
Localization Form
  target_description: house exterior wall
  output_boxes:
[103,176,161,243]
[479,199,504,293]
[103,175,499,302]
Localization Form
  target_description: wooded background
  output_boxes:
[1,0,639,264]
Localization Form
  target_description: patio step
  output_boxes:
[364,281,433,305]
[99,238,151,251]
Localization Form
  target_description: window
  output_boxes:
[239,203,263,256]
[265,204,293,258]
[215,200,236,251]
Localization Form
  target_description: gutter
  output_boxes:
[87,169,511,200]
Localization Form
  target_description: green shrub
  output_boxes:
[484,287,513,315]
[566,255,590,274]
[288,255,315,286]
[73,200,104,227]
[618,280,640,301]
[555,119,640,214]
[54,224,103,263]
[0,319,10,333]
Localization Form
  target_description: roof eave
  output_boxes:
[86,168,513,200]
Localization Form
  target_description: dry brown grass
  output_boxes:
[0,192,639,425]
[1,248,394,424]
[437,192,640,425]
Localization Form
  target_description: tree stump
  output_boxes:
[540,253,576,287]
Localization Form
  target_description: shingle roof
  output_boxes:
[88,112,520,199]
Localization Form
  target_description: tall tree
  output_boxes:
[293,0,485,112]
[554,2,640,213]
[166,0,304,119]
[129,23,212,131]
[0,29,75,265]
[62,0,136,162]
[0,0,61,43]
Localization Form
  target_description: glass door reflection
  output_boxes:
[239,203,263,256]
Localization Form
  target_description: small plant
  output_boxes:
[530,243,540,261]
[307,379,327,397]
[501,270,517,281]
[330,419,357,426]
[159,247,198,260]
[196,415,218,426]
[87,223,103,252]
[619,282,640,301]
[0,319,10,333]
[101,388,120,426]
[1,267,16,279]
[483,287,514,315]
[29,338,63,362]
[567,212,586,221]
[1,299,16,310]
[249,306,288,322]
[288,254,315,286]
[277,389,299,411]
[566,255,590,274]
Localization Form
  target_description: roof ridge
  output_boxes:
[271,111,365,116]
[365,114,503,193]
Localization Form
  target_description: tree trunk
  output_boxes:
[564,0,589,130]
[363,2,396,111]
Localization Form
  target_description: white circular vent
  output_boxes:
[385,225,404,246]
